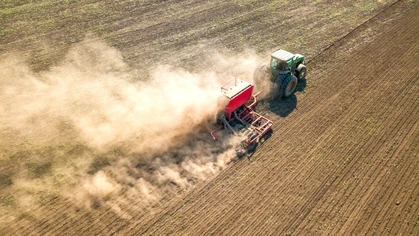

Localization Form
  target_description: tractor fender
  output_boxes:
[293,54,305,64]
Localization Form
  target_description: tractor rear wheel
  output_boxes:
[280,74,298,97]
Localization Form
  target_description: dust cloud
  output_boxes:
[0,37,263,216]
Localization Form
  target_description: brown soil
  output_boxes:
[1,0,419,235]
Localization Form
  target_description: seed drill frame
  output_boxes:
[211,79,273,148]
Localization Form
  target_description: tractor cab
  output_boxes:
[253,49,307,99]
[270,49,304,80]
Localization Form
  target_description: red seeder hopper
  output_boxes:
[211,78,273,149]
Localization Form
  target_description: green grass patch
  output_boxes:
[232,0,259,7]
[362,1,377,12]
[342,155,352,166]
[0,194,16,207]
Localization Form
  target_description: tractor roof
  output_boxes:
[271,49,294,61]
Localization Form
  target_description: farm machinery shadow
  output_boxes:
[268,78,306,117]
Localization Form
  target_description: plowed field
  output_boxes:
[1,0,419,235]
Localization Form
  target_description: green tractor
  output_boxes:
[253,49,306,98]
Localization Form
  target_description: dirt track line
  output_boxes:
[130,137,275,233]
[28,187,135,235]
[52,184,148,235]
[390,132,419,235]
[305,0,401,65]
[342,75,419,230]
[289,92,404,233]
[271,58,414,234]
[334,12,415,234]
[30,194,106,235]
[401,139,419,235]
[107,0,221,39]
[124,159,249,234]
[304,30,419,233]
[137,158,260,234]
[348,128,419,235]
[8,197,64,235]
[38,201,90,235]
[400,142,419,235]
[373,126,419,234]
[395,135,419,235]
[8,180,113,235]
[328,92,417,233]
[73,191,138,234]
[50,159,194,234]
[296,40,419,234]
[95,189,166,235]
[334,90,419,234]
[346,70,419,234]
[74,186,163,235]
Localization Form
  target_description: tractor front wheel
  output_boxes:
[280,74,298,98]
[296,64,307,80]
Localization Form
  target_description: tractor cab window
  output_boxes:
[271,58,278,68]
[272,58,286,69]
[274,59,287,71]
